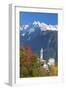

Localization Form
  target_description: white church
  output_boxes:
[40,48,55,70]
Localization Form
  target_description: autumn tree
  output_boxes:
[49,64,58,76]
[20,47,42,77]
[20,47,58,77]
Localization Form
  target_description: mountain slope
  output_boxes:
[20,21,58,61]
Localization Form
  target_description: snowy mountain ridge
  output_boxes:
[20,21,58,33]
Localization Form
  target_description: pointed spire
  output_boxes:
[40,48,43,60]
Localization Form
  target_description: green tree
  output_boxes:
[20,66,29,77]
[31,55,41,77]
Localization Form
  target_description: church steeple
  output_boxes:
[40,48,46,64]
[40,48,43,60]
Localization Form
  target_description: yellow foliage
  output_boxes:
[49,65,58,76]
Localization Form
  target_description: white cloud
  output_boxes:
[24,25,29,30]
[20,25,29,31]
[28,28,35,35]
[21,33,25,36]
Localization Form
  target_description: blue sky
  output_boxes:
[20,12,58,25]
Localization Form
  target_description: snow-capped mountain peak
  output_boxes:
[33,21,57,31]
[20,21,57,32]
[20,21,58,37]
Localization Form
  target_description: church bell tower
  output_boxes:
[40,48,43,61]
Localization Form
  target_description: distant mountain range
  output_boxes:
[20,21,58,61]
